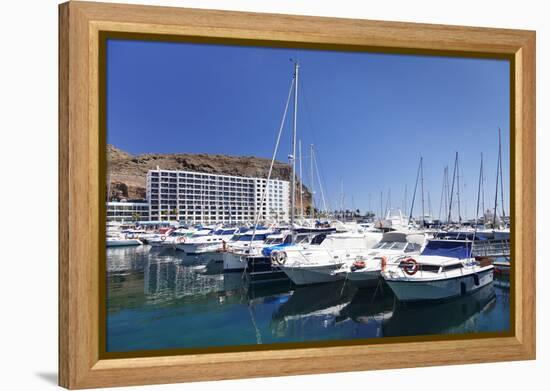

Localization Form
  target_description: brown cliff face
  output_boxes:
[107,145,312,209]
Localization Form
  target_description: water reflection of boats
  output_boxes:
[493,274,510,289]
[272,281,357,321]
[270,281,358,338]
[144,259,225,301]
[336,285,395,324]
[107,246,150,273]
[382,282,497,337]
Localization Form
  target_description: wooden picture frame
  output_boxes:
[59,1,536,388]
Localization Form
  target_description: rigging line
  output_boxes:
[448,152,459,224]
[471,153,484,257]
[498,128,506,218]
[298,76,333,213]
[456,154,462,222]
[444,167,450,223]
[408,158,421,225]
[481,156,486,216]
[420,157,425,227]
[403,184,408,216]
[438,168,446,222]
[310,144,315,219]
[493,129,501,228]
[458,156,468,221]
[249,76,295,248]
[312,146,328,213]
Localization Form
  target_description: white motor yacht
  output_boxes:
[222,229,273,271]
[275,231,383,285]
[333,231,427,287]
[148,227,200,248]
[175,227,239,254]
[106,222,142,247]
[382,239,494,302]
[374,208,410,231]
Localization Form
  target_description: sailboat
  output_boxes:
[492,128,510,240]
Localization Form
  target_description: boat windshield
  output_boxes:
[296,235,311,244]
[421,240,472,258]
[238,234,267,241]
[264,237,283,245]
[190,232,209,238]
[373,241,407,250]
[169,231,186,237]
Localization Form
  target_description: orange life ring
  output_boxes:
[160,235,166,241]
[402,258,419,276]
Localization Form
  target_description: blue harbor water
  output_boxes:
[106,246,511,352]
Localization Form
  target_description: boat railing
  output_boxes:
[472,239,510,257]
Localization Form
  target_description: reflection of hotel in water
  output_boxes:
[147,169,290,224]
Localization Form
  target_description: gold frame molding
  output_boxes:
[59,1,536,389]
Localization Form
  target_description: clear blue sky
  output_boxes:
[107,39,510,220]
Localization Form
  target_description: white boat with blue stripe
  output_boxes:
[382,239,494,302]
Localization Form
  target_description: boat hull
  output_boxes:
[244,256,289,284]
[385,267,494,302]
[106,239,142,247]
[281,264,344,285]
[223,252,247,272]
[176,243,222,254]
[346,269,381,288]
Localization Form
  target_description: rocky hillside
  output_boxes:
[107,145,312,209]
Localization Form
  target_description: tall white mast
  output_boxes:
[299,139,304,219]
[498,128,506,219]
[310,144,315,219]
[420,157,425,227]
[290,60,299,227]
[457,153,462,223]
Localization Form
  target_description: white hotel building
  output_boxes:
[146,169,290,224]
